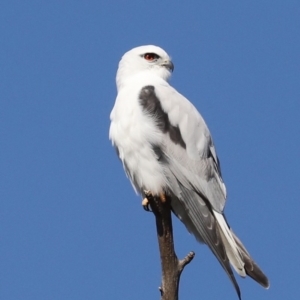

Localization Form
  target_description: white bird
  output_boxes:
[109,45,269,299]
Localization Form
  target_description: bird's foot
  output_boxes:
[142,190,152,212]
[142,191,167,211]
[142,198,151,211]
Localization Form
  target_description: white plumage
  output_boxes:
[109,45,269,299]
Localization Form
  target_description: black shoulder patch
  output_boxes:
[139,85,186,149]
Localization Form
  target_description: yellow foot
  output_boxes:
[141,198,149,209]
[142,191,167,211]
[142,190,152,211]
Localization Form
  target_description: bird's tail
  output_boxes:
[214,211,270,289]
[231,230,270,288]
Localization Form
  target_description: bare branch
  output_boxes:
[146,192,195,300]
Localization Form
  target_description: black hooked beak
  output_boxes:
[161,60,174,72]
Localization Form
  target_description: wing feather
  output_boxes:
[155,83,226,213]
[150,82,268,296]
[170,184,241,299]
[157,139,241,298]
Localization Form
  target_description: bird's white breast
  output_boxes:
[109,75,169,195]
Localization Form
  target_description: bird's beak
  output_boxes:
[161,60,174,72]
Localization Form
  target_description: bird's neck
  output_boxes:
[116,69,171,92]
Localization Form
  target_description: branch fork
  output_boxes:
[144,192,195,300]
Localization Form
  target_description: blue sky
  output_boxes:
[1,1,299,299]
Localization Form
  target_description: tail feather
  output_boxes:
[171,187,242,300]
[167,174,268,298]
[170,187,269,298]
[231,231,270,289]
[213,211,246,277]
[213,211,269,288]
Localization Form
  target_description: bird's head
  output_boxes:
[116,45,174,90]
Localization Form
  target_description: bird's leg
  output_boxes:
[142,191,167,212]
[142,190,153,211]
[142,197,151,211]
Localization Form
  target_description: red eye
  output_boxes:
[144,53,159,61]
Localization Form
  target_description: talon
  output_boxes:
[142,198,149,207]
[142,190,153,212]
[142,198,150,211]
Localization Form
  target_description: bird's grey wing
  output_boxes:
[157,141,241,299]
[153,82,226,213]
[139,84,241,299]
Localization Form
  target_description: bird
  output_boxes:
[109,45,269,299]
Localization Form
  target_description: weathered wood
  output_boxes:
[146,193,195,300]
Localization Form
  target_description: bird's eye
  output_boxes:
[144,53,159,61]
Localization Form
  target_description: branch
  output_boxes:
[146,193,195,300]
